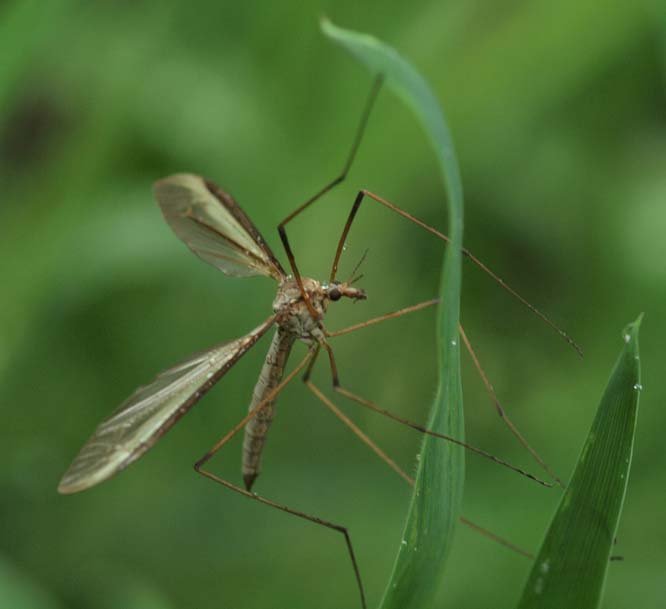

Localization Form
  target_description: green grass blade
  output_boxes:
[321,19,465,609]
[517,315,643,609]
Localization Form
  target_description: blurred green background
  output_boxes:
[1,1,664,608]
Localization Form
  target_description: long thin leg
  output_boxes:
[194,349,367,609]
[306,379,413,486]
[302,344,321,381]
[305,378,535,559]
[459,325,565,488]
[327,298,440,338]
[330,189,364,282]
[317,340,552,487]
[333,384,552,487]
[195,351,312,469]
[277,77,383,320]
[459,517,534,559]
[329,189,582,356]
[325,298,561,484]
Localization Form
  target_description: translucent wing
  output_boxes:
[154,173,286,280]
[58,317,276,494]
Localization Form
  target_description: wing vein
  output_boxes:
[58,315,277,494]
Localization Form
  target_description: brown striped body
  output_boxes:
[242,328,295,490]
[241,277,332,490]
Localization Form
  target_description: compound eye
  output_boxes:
[329,287,342,301]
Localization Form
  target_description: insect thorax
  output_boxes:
[273,277,327,341]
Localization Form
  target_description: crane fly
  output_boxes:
[58,171,370,494]
[58,77,580,608]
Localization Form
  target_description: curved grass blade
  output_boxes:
[517,315,642,609]
[322,19,465,609]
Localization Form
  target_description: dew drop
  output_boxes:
[633,383,643,391]
[401,539,407,546]
[450,339,457,346]
[540,559,550,574]
[623,334,630,343]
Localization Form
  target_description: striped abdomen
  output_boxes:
[242,328,295,490]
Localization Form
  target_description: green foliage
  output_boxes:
[517,317,642,609]
[0,556,62,609]
[322,19,465,609]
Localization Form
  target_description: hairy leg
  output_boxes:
[277,77,383,320]
[193,349,367,609]
[325,299,562,485]
[329,188,581,356]
[304,376,535,559]
[317,338,552,487]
